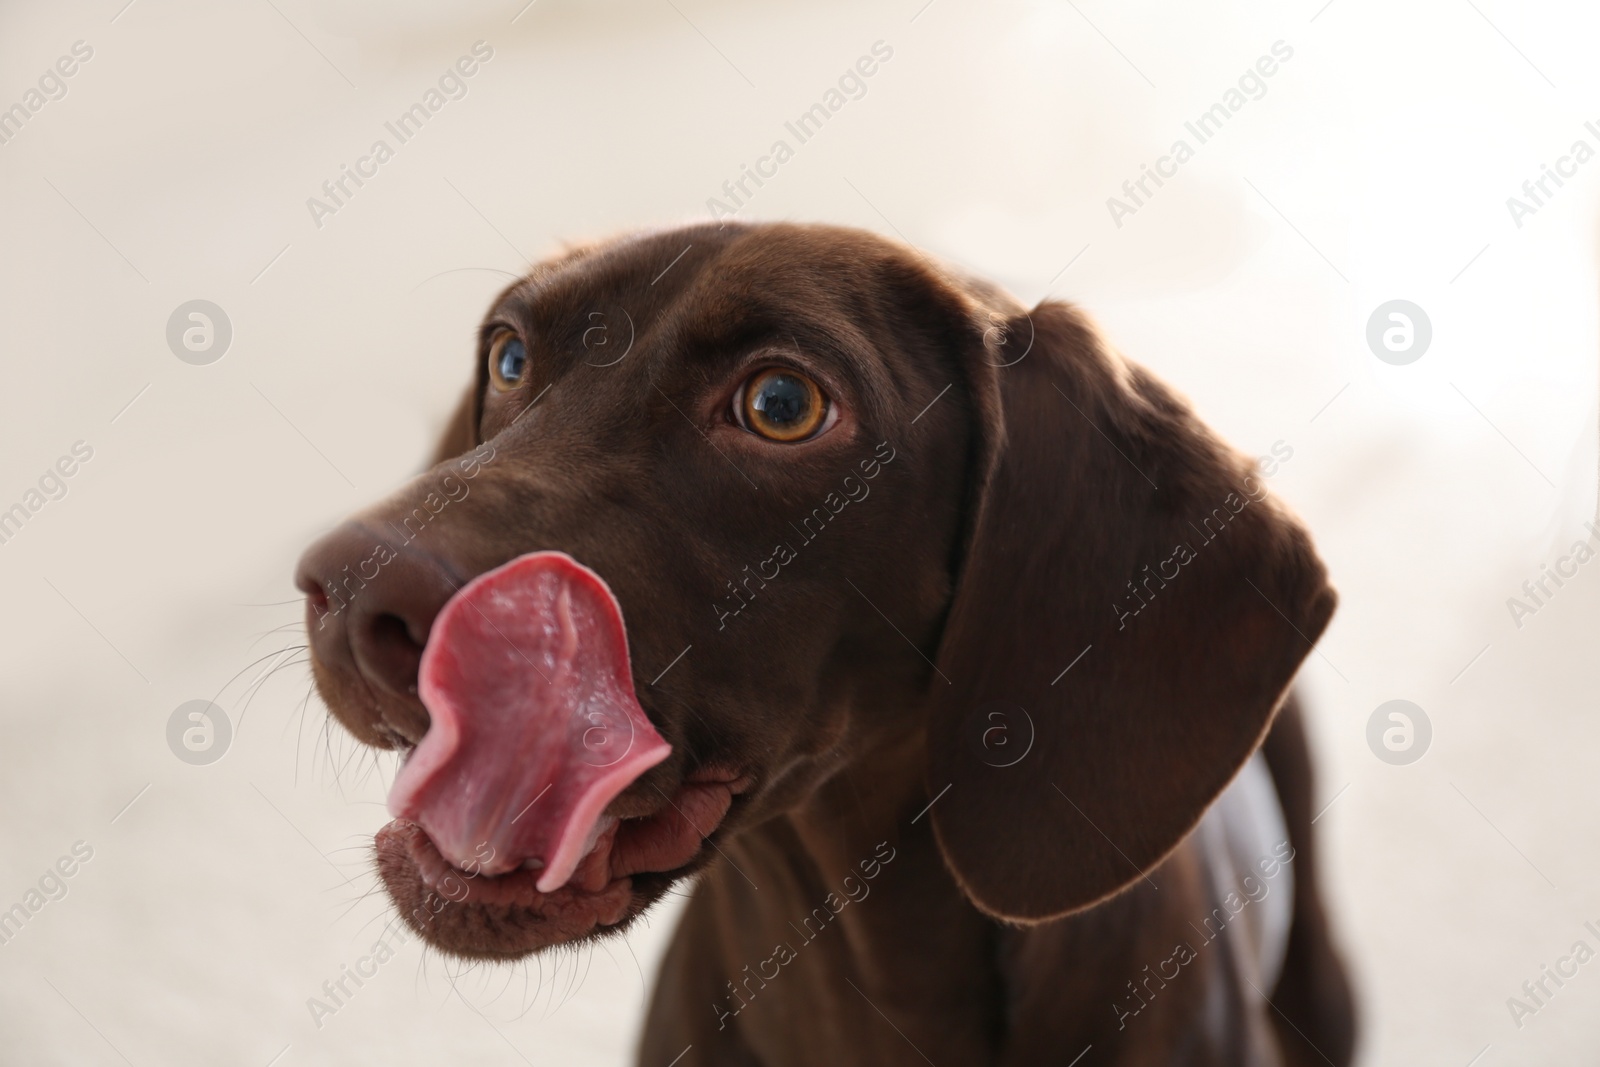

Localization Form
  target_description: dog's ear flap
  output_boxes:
[925,302,1335,923]
[428,386,480,467]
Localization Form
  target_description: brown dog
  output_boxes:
[295,221,1356,1065]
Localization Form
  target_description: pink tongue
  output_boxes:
[387,551,670,893]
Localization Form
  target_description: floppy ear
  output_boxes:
[926,301,1335,923]
[428,386,480,467]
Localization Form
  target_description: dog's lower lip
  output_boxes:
[401,822,618,899]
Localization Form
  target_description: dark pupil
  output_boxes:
[498,339,526,382]
[753,375,810,425]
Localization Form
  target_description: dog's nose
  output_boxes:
[294,522,461,746]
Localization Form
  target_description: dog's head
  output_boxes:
[295,221,1333,960]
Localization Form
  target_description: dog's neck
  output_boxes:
[702,729,1003,1062]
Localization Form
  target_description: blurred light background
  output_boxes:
[1,0,1596,1063]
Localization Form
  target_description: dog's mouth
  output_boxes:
[374,550,741,959]
[375,776,739,959]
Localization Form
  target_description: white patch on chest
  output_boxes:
[1192,752,1295,995]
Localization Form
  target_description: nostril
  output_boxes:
[364,612,426,696]
[294,561,332,618]
[385,608,430,649]
[371,613,423,652]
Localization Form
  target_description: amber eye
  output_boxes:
[488,331,527,392]
[737,369,830,442]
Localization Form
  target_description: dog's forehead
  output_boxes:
[493,223,932,341]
